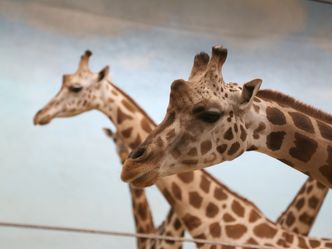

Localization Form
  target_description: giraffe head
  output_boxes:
[122,45,262,187]
[33,50,110,125]
[103,127,129,163]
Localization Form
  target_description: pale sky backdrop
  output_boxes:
[0,0,331,248]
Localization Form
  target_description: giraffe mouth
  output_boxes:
[121,160,160,187]
[33,111,53,125]
[129,170,160,188]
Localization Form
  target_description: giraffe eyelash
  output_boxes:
[68,85,83,93]
[196,111,223,123]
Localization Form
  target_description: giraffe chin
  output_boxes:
[129,170,160,188]
[33,115,52,125]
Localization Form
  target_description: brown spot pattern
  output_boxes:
[253,223,277,238]
[200,176,211,193]
[163,189,175,205]
[214,187,228,200]
[317,120,332,140]
[249,210,260,223]
[117,108,133,124]
[289,111,314,133]
[217,144,227,154]
[225,224,247,239]
[295,198,305,210]
[200,140,212,155]
[187,147,198,156]
[266,106,286,125]
[240,125,247,141]
[209,222,221,237]
[138,203,147,220]
[286,212,295,226]
[122,99,137,113]
[141,118,153,133]
[298,237,309,249]
[247,145,258,151]
[253,122,266,139]
[177,172,194,183]
[228,142,240,156]
[206,202,219,218]
[189,191,203,208]
[309,240,321,248]
[223,213,235,222]
[319,164,332,185]
[171,182,182,201]
[266,131,286,151]
[224,127,234,140]
[253,104,260,113]
[289,133,318,162]
[231,200,245,217]
[121,127,133,138]
[319,146,332,184]
[299,213,313,225]
[182,213,201,230]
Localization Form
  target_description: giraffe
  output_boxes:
[32,51,183,249]
[122,45,332,188]
[33,51,332,248]
[108,125,327,239]
[276,177,328,236]
[103,128,184,249]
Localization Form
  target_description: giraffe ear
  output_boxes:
[98,66,110,81]
[102,127,114,139]
[239,79,262,110]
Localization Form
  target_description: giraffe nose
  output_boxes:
[33,109,44,125]
[129,146,148,160]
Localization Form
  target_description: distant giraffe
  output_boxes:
[33,51,331,248]
[103,128,184,249]
[276,178,328,235]
[123,45,332,189]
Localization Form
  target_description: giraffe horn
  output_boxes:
[188,52,210,80]
[78,50,92,72]
[206,45,228,82]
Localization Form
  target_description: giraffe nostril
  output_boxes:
[129,147,147,160]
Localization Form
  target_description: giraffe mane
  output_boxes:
[109,80,157,126]
[257,89,332,124]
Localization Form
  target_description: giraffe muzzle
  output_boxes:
[33,109,52,125]
[130,170,159,188]
[121,160,160,187]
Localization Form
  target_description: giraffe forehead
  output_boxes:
[63,71,96,86]
[192,81,241,103]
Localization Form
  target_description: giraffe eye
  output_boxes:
[193,106,223,123]
[196,111,222,123]
[68,84,83,93]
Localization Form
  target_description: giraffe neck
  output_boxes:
[156,170,332,248]
[147,209,185,249]
[97,82,331,246]
[116,146,155,249]
[128,187,155,249]
[275,177,328,236]
[97,81,154,149]
[245,90,332,187]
